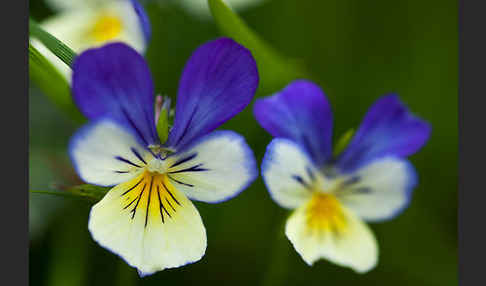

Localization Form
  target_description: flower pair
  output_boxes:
[69,38,430,276]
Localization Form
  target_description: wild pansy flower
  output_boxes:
[31,0,150,81]
[254,80,430,273]
[69,38,259,275]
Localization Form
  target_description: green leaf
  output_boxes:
[29,43,85,123]
[208,0,309,93]
[65,184,110,201]
[29,18,77,68]
[333,128,355,157]
[156,107,170,143]
[30,190,83,199]
[155,96,171,143]
[47,211,88,286]
[30,184,110,203]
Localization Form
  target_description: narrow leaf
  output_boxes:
[30,190,82,199]
[30,184,109,203]
[66,184,110,202]
[29,43,85,123]
[29,18,77,68]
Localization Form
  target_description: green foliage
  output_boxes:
[30,184,109,203]
[208,0,309,94]
[333,128,355,157]
[65,184,110,202]
[29,43,85,123]
[29,18,77,68]
[156,105,170,143]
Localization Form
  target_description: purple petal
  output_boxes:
[72,43,158,146]
[336,94,431,173]
[253,80,333,167]
[166,38,259,150]
[130,0,151,44]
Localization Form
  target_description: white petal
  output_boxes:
[285,194,378,273]
[31,0,146,82]
[166,131,257,203]
[45,0,101,11]
[69,118,151,186]
[88,171,206,275]
[261,138,319,209]
[336,157,417,222]
[177,0,266,18]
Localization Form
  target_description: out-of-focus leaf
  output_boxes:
[47,209,88,286]
[333,128,354,157]
[208,0,309,94]
[30,184,109,203]
[261,219,290,286]
[29,43,85,123]
[29,18,76,68]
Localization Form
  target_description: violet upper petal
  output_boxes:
[253,80,333,167]
[166,38,259,150]
[336,94,431,173]
[72,42,158,146]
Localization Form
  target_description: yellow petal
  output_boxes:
[285,193,378,273]
[88,170,206,276]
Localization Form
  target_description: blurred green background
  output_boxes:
[29,0,457,285]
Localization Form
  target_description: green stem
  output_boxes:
[261,216,291,286]
[29,185,107,203]
[30,190,81,198]
[46,207,88,286]
[29,18,77,68]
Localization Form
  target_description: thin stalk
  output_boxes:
[261,216,291,286]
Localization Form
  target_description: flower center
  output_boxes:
[90,13,122,42]
[306,193,347,232]
[120,170,182,226]
[146,158,168,174]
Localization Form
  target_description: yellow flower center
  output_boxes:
[120,170,182,226]
[306,193,347,233]
[90,13,123,43]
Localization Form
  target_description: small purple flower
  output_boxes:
[254,80,430,273]
[69,38,259,276]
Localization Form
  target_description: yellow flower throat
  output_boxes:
[306,192,347,233]
[90,13,122,42]
[120,170,182,228]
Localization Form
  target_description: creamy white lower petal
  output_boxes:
[31,0,146,82]
[88,171,206,275]
[166,131,257,203]
[69,118,151,186]
[285,194,378,273]
[336,157,417,222]
[261,138,319,209]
